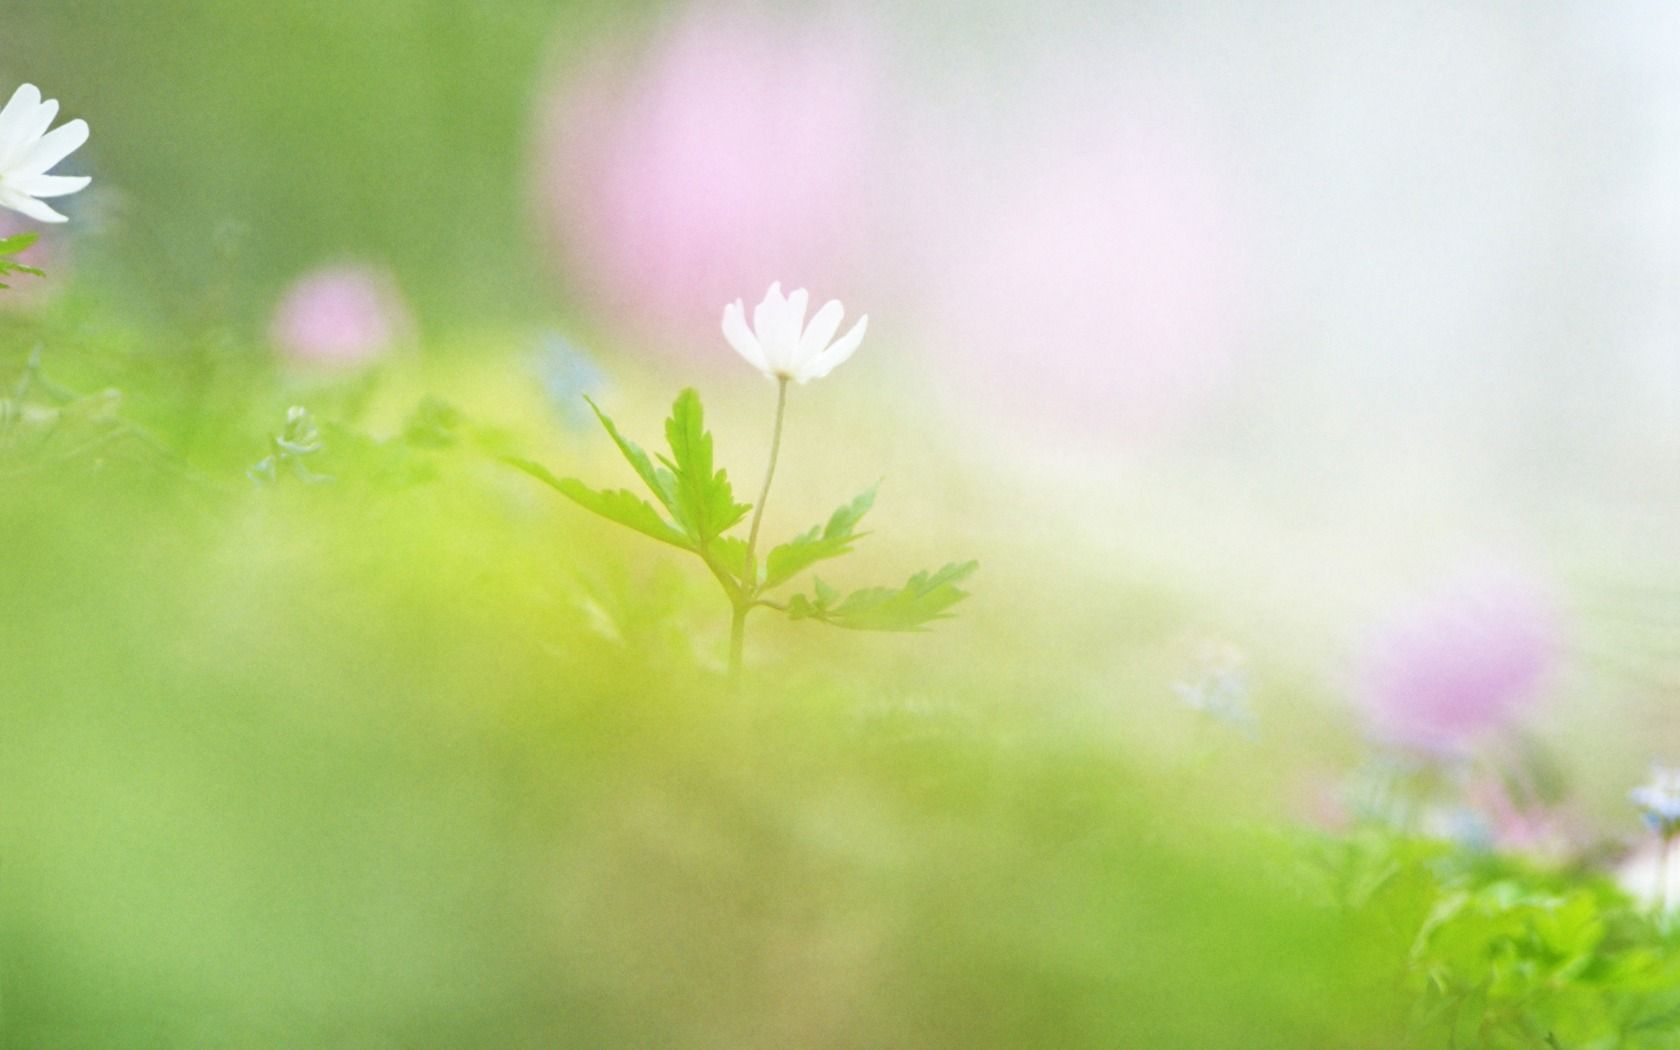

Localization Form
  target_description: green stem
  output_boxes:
[728,603,748,681]
[1659,830,1675,921]
[726,378,789,679]
[744,377,789,576]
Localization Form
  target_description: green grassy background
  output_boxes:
[0,325,1390,1046]
[6,2,1676,1046]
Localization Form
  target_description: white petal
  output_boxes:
[9,172,89,198]
[0,85,43,168]
[797,300,844,363]
[784,287,810,357]
[0,187,67,223]
[722,299,769,375]
[795,315,867,383]
[0,98,56,171]
[752,281,781,337]
[11,118,88,178]
[753,282,792,372]
[0,85,40,133]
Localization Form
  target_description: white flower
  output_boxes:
[722,282,867,384]
[0,84,91,224]
[1617,838,1680,912]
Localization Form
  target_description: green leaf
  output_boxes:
[0,257,43,289]
[762,485,876,590]
[0,233,38,255]
[503,456,691,550]
[657,388,749,545]
[583,396,680,514]
[520,392,748,572]
[785,560,977,632]
[711,535,751,582]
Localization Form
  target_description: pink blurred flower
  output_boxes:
[1464,773,1579,861]
[896,66,1255,433]
[1356,567,1562,754]
[535,6,884,352]
[269,265,413,368]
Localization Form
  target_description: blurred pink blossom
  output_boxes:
[1464,774,1579,861]
[897,67,1255,433]
[269,265,413,368]
[1356,567,1562,754]
[0,212,68,311]
[534,6,884,353]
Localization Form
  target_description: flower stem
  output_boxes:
[727,376,789,679]
[728,604,748,681]
[745,377,789,567]
[1659,830,1675,921]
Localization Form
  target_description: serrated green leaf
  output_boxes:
[583,396,680,513]
[503,456,691,550]
[785,560,977,632]
[0,256,43,288]
[762,485,876,589]
[657,388,749,544]
[0,233,38,255]
[560,481,694,550]
[711,535,750,581]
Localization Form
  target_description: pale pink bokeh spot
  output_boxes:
[898,67,1255,433]
[1356,567,1562,755]
[1464,774,1579,861]
[0,213,68,312]
[269,265,413,368]
[535,6,884,353]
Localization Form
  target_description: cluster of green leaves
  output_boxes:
[1311,830,1680,1048]
[0,348,146,479]
[785,560,978,631]
[248,405,330,484]
[509,388,975,634]
[0,233,43,289]
[247,396,502,490]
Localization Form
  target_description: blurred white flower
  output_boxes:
[722,282,867,384]
[0,84,90,224]
[1617,838,1680,913]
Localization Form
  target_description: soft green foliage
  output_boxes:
[0,347,144,480]
[788,560,981,632]
[5,333,1679,1048]
[1,338,1385,1048]
[659,387,751,545]
[763,485,876,589]
[1312,830,1680,1048]
[509,456,692,550]
[516,388,975,663]
[0,232,43,289]
[248,405,330,483]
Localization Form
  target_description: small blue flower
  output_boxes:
[1630,766,1680,835]
[1172,642,1257,737]
[533,332,606,429]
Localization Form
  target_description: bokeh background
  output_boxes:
[2,1,1677,1045]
